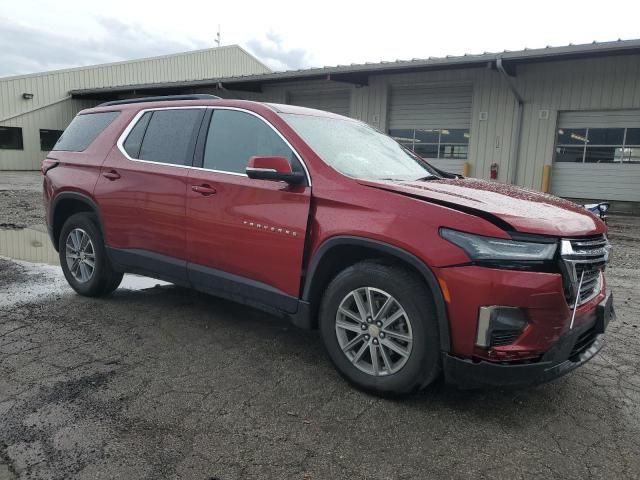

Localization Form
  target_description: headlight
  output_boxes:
[598,202,609,213]
[440,228,557,264]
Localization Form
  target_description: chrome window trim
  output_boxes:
[115,105,312,186]
[246,167,278,173]
[190,166,246,177]
[116,106,207,168]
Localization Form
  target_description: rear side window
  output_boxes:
[138,109,203,166]
[123,112,152,158]
[203,109,300,174]
[53,111,119,152]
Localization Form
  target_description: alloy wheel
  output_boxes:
[65,228,96,283]
[335,287,414,376]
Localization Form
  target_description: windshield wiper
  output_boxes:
[413,174,441,181]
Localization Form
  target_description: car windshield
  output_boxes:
[282,113,440,181]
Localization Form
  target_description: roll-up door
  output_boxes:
[551,110,640,202]
[388,84,472,175]
[288,89,351,117]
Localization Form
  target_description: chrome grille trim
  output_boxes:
[560,235,610,306]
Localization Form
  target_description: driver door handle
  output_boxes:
[191,184,217,196]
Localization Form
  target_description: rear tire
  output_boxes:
[319,260,441,395]
[58,212,123,297]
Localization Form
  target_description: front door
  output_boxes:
[186,108,311,309]
[95,108,205,283]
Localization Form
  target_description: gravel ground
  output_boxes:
[0,191,45,230]
[1,176,639,479]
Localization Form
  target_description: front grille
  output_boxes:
[490,330,521,347]
[570,325,598,359]
[560,236,610,306]
[576,267,601,304]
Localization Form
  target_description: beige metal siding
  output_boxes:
[0,98,98,171]
[359,69,518,182]
[288,89,351,116]
[257,69,518,182]
[254,55,640,201]
[260,80,354,116]
[0,46,270,170]
[514,55,640,192]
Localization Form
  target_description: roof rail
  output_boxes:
[98,94,221,107]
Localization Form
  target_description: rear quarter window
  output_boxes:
[53,111,120,152]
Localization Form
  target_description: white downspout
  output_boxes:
[496,56,524,185]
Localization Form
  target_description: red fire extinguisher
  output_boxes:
[490,163,498,180]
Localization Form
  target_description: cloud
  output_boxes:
[245,32,311,72]
[0,16,210,77]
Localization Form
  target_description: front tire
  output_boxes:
[319,260,441,395]
[58,212,123,297]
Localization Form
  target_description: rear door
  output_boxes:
[186,108,311,309]
[95,107,205,283]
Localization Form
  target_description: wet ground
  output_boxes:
[1,173,639,479]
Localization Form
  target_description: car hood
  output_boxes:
[357,177,605,237]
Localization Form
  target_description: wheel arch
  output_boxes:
[50,192,103,251]
[302,236,450,352]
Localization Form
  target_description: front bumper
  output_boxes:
[443,292,615,388]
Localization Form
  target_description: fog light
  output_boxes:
[476,306,527,348]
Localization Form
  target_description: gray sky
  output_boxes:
[1,0,639,77]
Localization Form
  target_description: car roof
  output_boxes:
[81,97,349,120]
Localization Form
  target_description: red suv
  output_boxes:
[43,95,615,394]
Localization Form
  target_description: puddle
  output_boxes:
[1,226,170,307]
[0,225,59,265]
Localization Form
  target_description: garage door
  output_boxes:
[287,89,351,117]
[388,84,472,175]
[551,110,640,202]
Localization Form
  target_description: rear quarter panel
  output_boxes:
[44,109,134,226]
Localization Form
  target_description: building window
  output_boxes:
[39,129,63,151]
[389,128,469,160]
[555,127,640,164]
[0,126,24,150]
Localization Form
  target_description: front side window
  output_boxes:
[389,128,470,160]
[284,114,440,181]
[39,129,63,151]
[138,109,203,166]
[555,126,640,164]
[203,109,299,174]
[0,126,23,150]
[54,112,119,152]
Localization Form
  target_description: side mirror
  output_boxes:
[246,156,305,185]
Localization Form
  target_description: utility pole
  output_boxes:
[215,25,221,47]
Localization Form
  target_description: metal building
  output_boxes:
[0,45,270,170]
[4,39,640,207]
